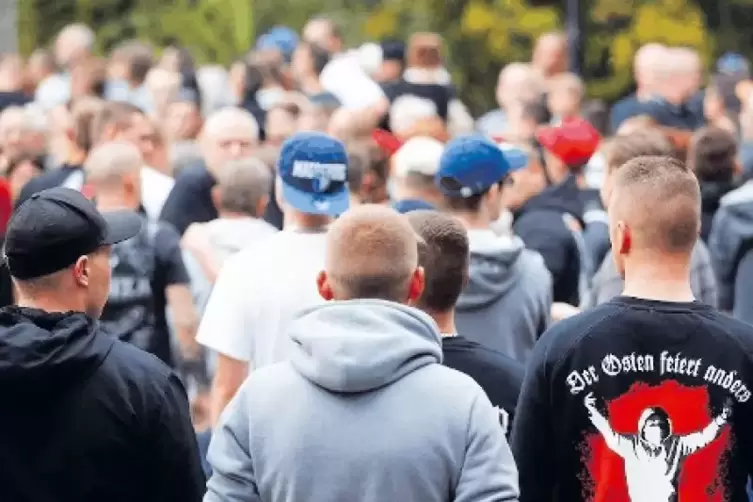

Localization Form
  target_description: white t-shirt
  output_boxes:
[319,51,385,109]
[140,166,175,221]
[196,230,328,369]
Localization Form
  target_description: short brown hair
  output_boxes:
[69,96,104,152]
[112,40,154,84]
[90,101,142,146]
[611,156,700,253]
[688,126,737,183]
[406,210,469,312]
[606,130,674,173]
[326,205,418,302]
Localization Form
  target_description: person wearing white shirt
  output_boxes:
[197,131,350,426]
[303,17,385,110]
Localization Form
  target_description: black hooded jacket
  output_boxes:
[0,307,205,502]
[513,176,585,306]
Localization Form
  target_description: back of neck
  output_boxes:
[283,210,332,231]
[622,255,695,302]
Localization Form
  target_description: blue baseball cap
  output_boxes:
[436,135,524,198]
[256,26,299,63]
[278,132,349,216]
[717,52,750,77]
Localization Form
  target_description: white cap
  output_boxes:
[392,136,445,178]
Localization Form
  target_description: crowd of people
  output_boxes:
[2,14,753,502]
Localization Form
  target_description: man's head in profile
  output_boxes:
[639,407,672,447]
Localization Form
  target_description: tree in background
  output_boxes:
[16,0,753,114]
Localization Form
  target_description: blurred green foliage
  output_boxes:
[16,0,753,113]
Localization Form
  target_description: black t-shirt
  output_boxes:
[379,79,456,131]
[16,164,83,209]
[442,335,523,435]
[512,296,753,502]
[159,163,217,236]
[99,218,189,366]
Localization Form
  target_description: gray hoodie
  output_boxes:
[205,300,519,502]
[455,230,552,363]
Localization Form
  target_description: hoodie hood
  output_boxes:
[0,307,113,395]
[516,175,585,225]
[457,230,525,310]
[288,300,442,393]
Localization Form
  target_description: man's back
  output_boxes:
[206,300,518,502]
[512,297,753,502]
[197,229,328,368]
[0,307,205,502]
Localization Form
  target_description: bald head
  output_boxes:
[634,43,667,92]
[84,140,142,188]
[303,17,341,54]
[201,107,259,174]
[55,23,95,68]
[610,156,700,256]
[323,205,421,302]
[497,63,542,108]
[533,32,568,77]
[202,107,259,141]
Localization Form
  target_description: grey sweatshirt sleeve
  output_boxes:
[204,384,261,502]
[454,390,520,502]
[690,240,718,308]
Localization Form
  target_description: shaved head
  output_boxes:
[84,140,142,188]
[323,205,421,302]
[634,43,667,91]
[609,156,700,258]
[202,107,259,141]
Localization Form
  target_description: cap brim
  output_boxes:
[101,210,143,245]
[282,182,350,217]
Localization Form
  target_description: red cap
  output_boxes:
[535,117,601,167]
[372,129,403,158]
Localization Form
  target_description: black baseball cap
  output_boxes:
[4,187,143,280]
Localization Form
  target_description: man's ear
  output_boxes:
[406,266,425,305]
[256,194,270,218]
[617,221,632,256]
[73,255,90,288]
[316,270,334,301]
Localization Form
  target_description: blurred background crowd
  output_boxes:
[3,0,753,491]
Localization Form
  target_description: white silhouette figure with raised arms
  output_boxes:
[584,392,731,502]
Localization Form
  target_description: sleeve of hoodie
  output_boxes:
[708,207,740,311]
[454,389,520,502]
[690,240,718,308]
[205,381,262,502]
[151,372,206,502]
[511,331,556,502]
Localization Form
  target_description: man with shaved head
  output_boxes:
[205,203,519,502]
[532,32,568,79]
[35,23,96,110]
[160,106,260,234]
[85,140,199,368]
[513,155,753,502]
[477,62,544,136]
[610,43,668,132]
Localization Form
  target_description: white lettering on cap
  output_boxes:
[291,161,347,182]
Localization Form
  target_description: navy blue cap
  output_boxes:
[278,132,350,216]
[4,187,142,279]
[436,135,522,198]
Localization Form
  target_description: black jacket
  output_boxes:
[513,176,585,305]
[0,307,205,501]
